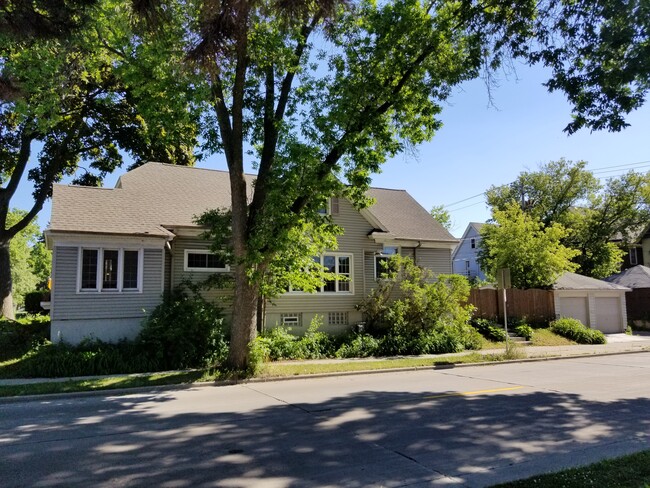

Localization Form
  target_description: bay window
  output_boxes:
[79,248,142,292]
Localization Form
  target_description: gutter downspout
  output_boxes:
[414,241,422,266]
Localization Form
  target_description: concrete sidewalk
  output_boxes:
[1,333,649,389]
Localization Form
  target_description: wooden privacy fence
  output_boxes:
[467,288,556,325]
[625,289,650,322]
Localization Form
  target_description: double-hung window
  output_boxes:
[375,246,399,279]
[79,248,142,292]
[316,253,352,293]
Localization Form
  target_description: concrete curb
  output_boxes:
[1,347,648,404]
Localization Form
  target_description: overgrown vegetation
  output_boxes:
[0,314,50,361]
[472,318,508,342]
[550,317,607,344]
[1,292,228,378]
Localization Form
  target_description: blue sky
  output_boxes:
[12,63,650,238]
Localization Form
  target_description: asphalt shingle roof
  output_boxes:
[365,187,456,242]
[553,272,630,291]
[50,162,453,242]
[604,265,650,289]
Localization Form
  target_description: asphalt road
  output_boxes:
[1,353,649,487]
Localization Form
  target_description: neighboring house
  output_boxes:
[605,265,650,328]
[451,222,486,281]
[553,272,630,333]
[612,224,650,270]
[45,162,458,344]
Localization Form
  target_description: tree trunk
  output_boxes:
[0,243,15,319]
[227,263,259,369]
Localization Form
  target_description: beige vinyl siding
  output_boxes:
[267,198,374,332]
[170,236,234,312]
[415,248,452,274]
[51,246,163,321]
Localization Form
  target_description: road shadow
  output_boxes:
[1,379,649,487]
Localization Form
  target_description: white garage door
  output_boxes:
[594,297,623,333]
[559,297,589,326]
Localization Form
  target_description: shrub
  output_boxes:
[137,291,228,369]
[23,290,50,315]
[335,333,380,358]
[550,317,606,344]
[12,340,159,378]
[472,318,507,342]
[358,256,474,335]
[0,315,50,361]
[251,316,336,361]
[298,316,336,359]
[514,324,534,341]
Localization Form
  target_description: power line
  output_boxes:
[443,192,485,208]
[441,158,650,211]
[590,159,650,173]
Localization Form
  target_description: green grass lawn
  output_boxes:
[492,449,650,487]
[0,350,538,397]
[531,328,576,346]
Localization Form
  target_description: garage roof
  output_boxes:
[553,272,630,291]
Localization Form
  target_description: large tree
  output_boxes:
[486,160,650,277]
[127,0,650,369]
[0,0,203,318]
[6,209,40,309]
[478,203,579,288]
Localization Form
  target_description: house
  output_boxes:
[553,272,630,333]
[612,224,650,270]
[451,222,486,281]
[605,265,650,329]
[45,162,458,344]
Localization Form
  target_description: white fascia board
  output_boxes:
[164,225,207,237]
[369,232,457,250]
[48,231,167,248]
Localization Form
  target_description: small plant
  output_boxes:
[503,340,526,360]
[625,325,633,335]
[514,324,534,341]
[550,317,606,344]
[472,318,507,342]
[336,333,380,358]
[251,316,335,361]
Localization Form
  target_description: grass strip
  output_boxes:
[0,351,535,398]
[0,371,207,397]
[492,449,650,488]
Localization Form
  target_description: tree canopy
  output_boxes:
[121,0,650,368]
[0,0,203,317]
[478,203,579,289]
[486,159,650,278]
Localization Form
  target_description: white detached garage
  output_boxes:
[552,272,631,333]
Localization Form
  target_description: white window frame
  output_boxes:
[288,252,353,294]
[374,245,399,279]
[77,247,144,293]
[317,199,331,216]
[470,238,476,249]
[630,247,638,265]
[281,313,302,327]
[184,249,230,272]
[318,253,353,294]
